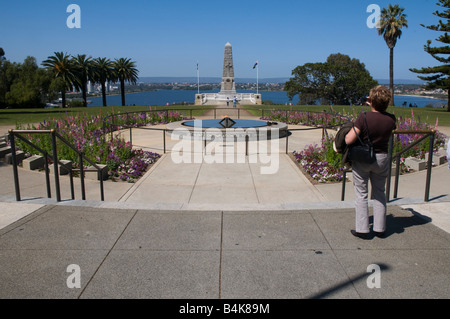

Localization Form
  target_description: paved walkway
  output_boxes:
[0,107,449,299]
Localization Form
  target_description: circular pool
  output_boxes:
[166,118,288,140]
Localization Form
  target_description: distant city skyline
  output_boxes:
[0,0,444,81]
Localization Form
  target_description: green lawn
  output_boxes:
[0,105,211,126]
[242,104,450,127]
[1,104,450,128]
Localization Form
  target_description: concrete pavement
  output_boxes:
[0,110,449,299]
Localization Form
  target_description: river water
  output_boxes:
[87,89,447,108]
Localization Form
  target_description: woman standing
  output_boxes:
[345,86,396,239]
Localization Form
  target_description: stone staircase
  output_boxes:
[0,134,106,181]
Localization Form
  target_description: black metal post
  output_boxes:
[286,130,289,154]
[245,135,249,156]
[79,153,86,200]
[44,152,51,198]
[424,132,435,202]
[385,134,394,202]
[99,167,105,201]
[163,129,166,154]
[341,170,347,201]
[69,171,75,200]
[393,155,401,199]
[9,131,21,201]
[51,130,61,202]
[129,127,132,146]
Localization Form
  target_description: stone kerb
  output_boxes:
[22,155,45,170]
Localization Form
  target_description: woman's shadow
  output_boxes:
[369,209,430,238]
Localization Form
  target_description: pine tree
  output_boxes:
[410,0,450,111]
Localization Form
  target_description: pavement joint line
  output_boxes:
[187,158,203,204]
[308,209,363,299]
[247,159,261,204]
[218,211,224,299]
[118,153,168,203]
[78,208,139,299]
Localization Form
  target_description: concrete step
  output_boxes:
[48,160,73,175]
[4,151,25,164]
[425,152,447,166]
[0,146,11,159]
[85,164,108,181]
[22,155,45,170]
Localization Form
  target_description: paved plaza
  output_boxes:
[0,108,449,299]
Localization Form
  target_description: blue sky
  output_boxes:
[0,0,444,81]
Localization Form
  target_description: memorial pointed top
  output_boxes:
[225,42,232,47]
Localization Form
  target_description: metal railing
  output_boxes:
[9,129,105,202]
[103,108,350,156]
[99,108,438,204]
[340,130,436,202]
[386,130,436,202]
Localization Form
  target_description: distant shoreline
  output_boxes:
[396,93,447,101]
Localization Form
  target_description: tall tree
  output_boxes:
[42,52,76,108]
[6,57,53,108]
[284,54,377,105]
[377,4,408,106]
[410,0,450,112]
[113,58,139,106]
[73,54,93,107]
[92,57,114,107]
[325,53,378,105]
[285,62,329,105]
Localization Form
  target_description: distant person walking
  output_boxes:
[233,96,237,108]
[345,85,397,239]
[227,97,230,107]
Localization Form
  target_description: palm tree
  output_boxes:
[42,52,76,108]
[73,54,93,107]
[113,58,139,106]
[92,57,114,107]
[378,4,408,106]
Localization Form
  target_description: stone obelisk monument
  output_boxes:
[195,42,261,105]
[220,42,236,94]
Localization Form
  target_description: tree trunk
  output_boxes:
[389,47,394,106]
[61,90,66,108]
[82,83,87,107]
[101,82,107,107]
[120,78,125,106]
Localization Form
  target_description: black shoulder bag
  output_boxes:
[348,112,376,164]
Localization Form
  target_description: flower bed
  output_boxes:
[284,109,447,183]
[261,109,349,128]
[292,138,344,183]
[15,109,189,182]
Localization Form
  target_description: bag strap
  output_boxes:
[363,112,372,144]
[352,112,372,145]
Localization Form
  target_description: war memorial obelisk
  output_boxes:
[195,43,261,105]
[220,42,237,94]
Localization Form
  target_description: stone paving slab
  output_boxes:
[0,205,449,299]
